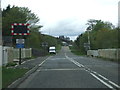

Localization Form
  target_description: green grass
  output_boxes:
[6,62,17,67]
[2,67,29,88]
[69,46,86,56]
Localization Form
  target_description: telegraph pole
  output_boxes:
[86,26,91,50]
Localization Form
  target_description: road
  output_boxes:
[18,46,120,89]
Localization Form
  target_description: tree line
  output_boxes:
[74,19,120,54]
[2,5,61,51]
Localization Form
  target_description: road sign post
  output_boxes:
[11,23,30,65]
[16,39,25,65]
[19,48,22,65]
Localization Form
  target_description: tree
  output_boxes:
[2,5,40,36]
[2,5,11,17]
[86,19,114,31]
[74,19,118,54]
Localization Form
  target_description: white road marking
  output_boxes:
[38,60,46,66]
[98,74,108,81]
[108,81,120,88]
[50,58,66,60]
[38,56,52,67]
[92,67,120,88]
[90,73,115,90]
[65,53,120,90]
[65,53,84,68]
[37,68,85,71]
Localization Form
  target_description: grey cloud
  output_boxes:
[48,18,86,36]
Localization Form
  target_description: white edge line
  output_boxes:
[98,74,108,81]
[8,56,51,87]
[38,60,46,66]
[25,56,51,74]
[90,73,114,89]
[65,54,119,89]
[109,81,120,88]
[96,73,120,88]
[38,56,52,67]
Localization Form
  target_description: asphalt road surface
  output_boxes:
[18,46,120,89]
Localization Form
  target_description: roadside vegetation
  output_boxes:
[2,5,62,56]
[5,62,17,67]
[2,5,62,88]
[69,45,86,56]
[2,67,29,88]
[74,19,119,54]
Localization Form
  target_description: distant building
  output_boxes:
[118,1,120,27]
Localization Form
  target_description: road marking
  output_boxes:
[65,54,84,68]
[37,68,85,71]
[50,58,66,60]
[38,56,52,67]
[92,68,120,88]
[98,74,108,81]
[108,81,120,88]
[65,53,120,90]
[90,73,115,90]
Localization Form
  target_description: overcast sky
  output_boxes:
[1,0,120,40]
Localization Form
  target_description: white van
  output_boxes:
[49,46,56,54]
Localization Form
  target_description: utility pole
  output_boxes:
[87,30,90,50]
[87,26,91,50]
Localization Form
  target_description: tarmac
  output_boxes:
[7,56,49,88]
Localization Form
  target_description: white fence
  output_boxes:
[2,47,32,66]
[13,48,32,59]
[87,49,120,60]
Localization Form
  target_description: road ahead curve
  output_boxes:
[18,46,120,89]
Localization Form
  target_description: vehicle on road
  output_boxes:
[49,46,56,54]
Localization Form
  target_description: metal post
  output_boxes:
[19,48,21,65]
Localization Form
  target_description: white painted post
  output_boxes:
[0,1,2,89]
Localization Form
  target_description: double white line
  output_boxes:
[65,53,120,90]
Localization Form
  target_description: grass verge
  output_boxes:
[69,46,86,56]
[2,67,29,88]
